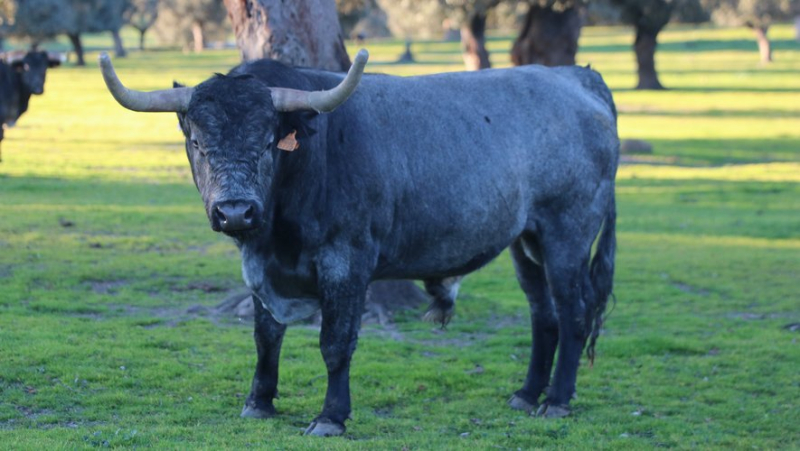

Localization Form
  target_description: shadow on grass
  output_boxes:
[637,137,800,165]
[612,86,800,93]
[619,109,800,119]
[582,38,800,54]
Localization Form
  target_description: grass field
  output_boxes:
[1,24,799,449]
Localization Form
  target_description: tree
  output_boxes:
[0,0,16,49]
[124,0,158,51]
[701,0,800,63]
[607,0,677,90]
[222,0,350,69]
[220,0,430,320]
[11,0,127,65]
[153,0,228,53]
[378,0,501,70]
[511,0,584,67]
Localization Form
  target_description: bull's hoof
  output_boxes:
[240,404,277,419]
[507,394,538,414]
[422,305,454,328]
[304,419,346,437]
[534,403,571,419]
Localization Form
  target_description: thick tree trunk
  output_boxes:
[192,22,205,53]
[511,5,581,67]
[112,29,127,58]
[222,0,351,71]
[752,26,772,63]
[634,25,664,90]
[219,0,428,319]
[460,12,491,71]
[139,30,146,51]
[795,16,800,42]
[68,33,85,66]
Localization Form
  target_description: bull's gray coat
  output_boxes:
[101,53,619,436]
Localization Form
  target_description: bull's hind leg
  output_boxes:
[422,276,462,327]
[241,297,287,419]
[508,237,559,414]
[536,241,593,418]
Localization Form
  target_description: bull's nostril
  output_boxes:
[244,206,254,222]
[215,206,228,224]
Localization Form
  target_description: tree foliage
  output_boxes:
[152,0,228,52]
[124,0,158,50]
[701,0,799,28]
[12,0,126,39]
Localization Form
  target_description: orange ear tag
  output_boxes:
[277,130,300,152]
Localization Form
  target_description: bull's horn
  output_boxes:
[270,49,369,113]
[98,52,192,113]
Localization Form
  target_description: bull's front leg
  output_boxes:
[241,295,287,419]
[304,269,367,437]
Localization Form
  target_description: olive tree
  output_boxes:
[701,0,800,63]
[153,0,227,53]
[11,0,127,65]
[378,0,501,70]
[222,0,350,69]
[124,0,158,51]
[511,0,585,67]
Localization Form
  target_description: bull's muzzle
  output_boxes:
[211,200,262,233]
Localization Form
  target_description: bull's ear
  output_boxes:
[174,81,189,135]
[279,111,317,141]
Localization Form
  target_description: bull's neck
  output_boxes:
[13,75,31,120]
[247,127,328,262]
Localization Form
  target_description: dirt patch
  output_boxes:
[673,282,710,296]
[0,264,13,280]
[89,280,128,295]
[726,312,794,321]
[784,323,800,332]
[212,280,431,329]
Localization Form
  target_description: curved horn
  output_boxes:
[269,49,369,113]
[98,52,193,113]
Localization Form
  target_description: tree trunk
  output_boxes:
[222,0,351,71]
[511,5,581,67]
[460,12,491,71]
[139,29,146,51]
[192,21,205,53]
[68,33,85,66]
[634,25,664,90]
[795,16,800,42]
[112,29,127,58]
[752,26,772,63]
[219,0,429,320]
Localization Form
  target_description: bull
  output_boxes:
[98,49,618,436]
[0,50,62,162]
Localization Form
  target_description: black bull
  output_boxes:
[99,50,618,436]
[0,51,61,162]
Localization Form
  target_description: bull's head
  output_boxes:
[7,51,62,95]
[98,51,368,237]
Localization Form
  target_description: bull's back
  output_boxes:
[324,65,618,278]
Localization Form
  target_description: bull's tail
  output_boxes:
[586,195,616,364]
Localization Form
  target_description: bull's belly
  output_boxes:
[374,224,523,280]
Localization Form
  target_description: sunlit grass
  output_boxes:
[0,23,798,449]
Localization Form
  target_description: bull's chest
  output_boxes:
[241,247,320,324]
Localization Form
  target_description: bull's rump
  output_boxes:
[323,65,618,279]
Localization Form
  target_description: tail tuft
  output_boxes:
[586,197,616,364]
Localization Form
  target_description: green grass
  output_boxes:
[1,23,799,449]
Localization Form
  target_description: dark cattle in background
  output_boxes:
[0,50,63,162]
[99,50,619,436]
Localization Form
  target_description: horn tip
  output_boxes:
[354,49,369,65]
[98,52,110,65]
